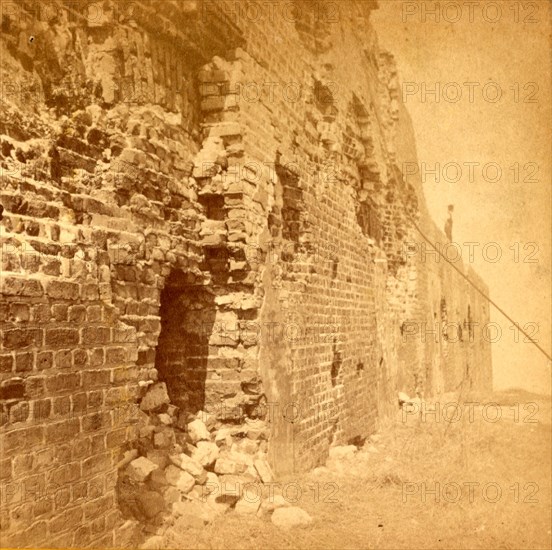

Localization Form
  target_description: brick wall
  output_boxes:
[0,0,492,546]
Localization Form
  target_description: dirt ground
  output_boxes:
[157,389,551,550]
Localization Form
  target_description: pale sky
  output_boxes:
[371,0,551,394]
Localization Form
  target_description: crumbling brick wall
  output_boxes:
[0,0,492,546]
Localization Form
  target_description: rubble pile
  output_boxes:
[116,382,276,533]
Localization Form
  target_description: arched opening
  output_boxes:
[154,270,217,416]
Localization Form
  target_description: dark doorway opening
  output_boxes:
[154,270,217,417]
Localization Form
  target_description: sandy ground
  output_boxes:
[156,390,551,550]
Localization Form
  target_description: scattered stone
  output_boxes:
[245,464,260,481]
[253,458,273,483]
[148,469,168,491]
[204,492,234,515]
[217,474,244,501]
[118,449,139,468]
[183,485,205,502]
[214,428,234,448]
[366,445,379,454]
[165,465,195,494]
[136,490,165,519]
[166,404,178,417]
[139,425,156,439]
[196,410,217,430]
[153,429,175,449]
[141,535,164,549]
[271,506,313,529]
[170,443,184,456]
[214,457,247,475]
[146,450,169,470]
[173,500,215,525]
[158,413,172,425]
[234,438,258,455]
[192,441,220,468]
[245,419,268,440]
[127,457,158,483]
[163,487,181,506]
[169,453,207,484]
[188,419,211,443]
[259,494,291,515]
[140,382,170,412]
[235,496,262,515]
[203,472,219,495]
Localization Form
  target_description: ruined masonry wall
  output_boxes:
[0,1,492,547]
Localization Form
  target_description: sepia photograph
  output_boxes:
[0,0,550,548]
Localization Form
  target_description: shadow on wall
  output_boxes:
[154,270,217,416]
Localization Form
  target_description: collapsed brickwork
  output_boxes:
[0,0,492,547]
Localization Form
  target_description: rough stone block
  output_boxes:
[126,457,159,483]
[140,383,170,412]
[164,465,195,494]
